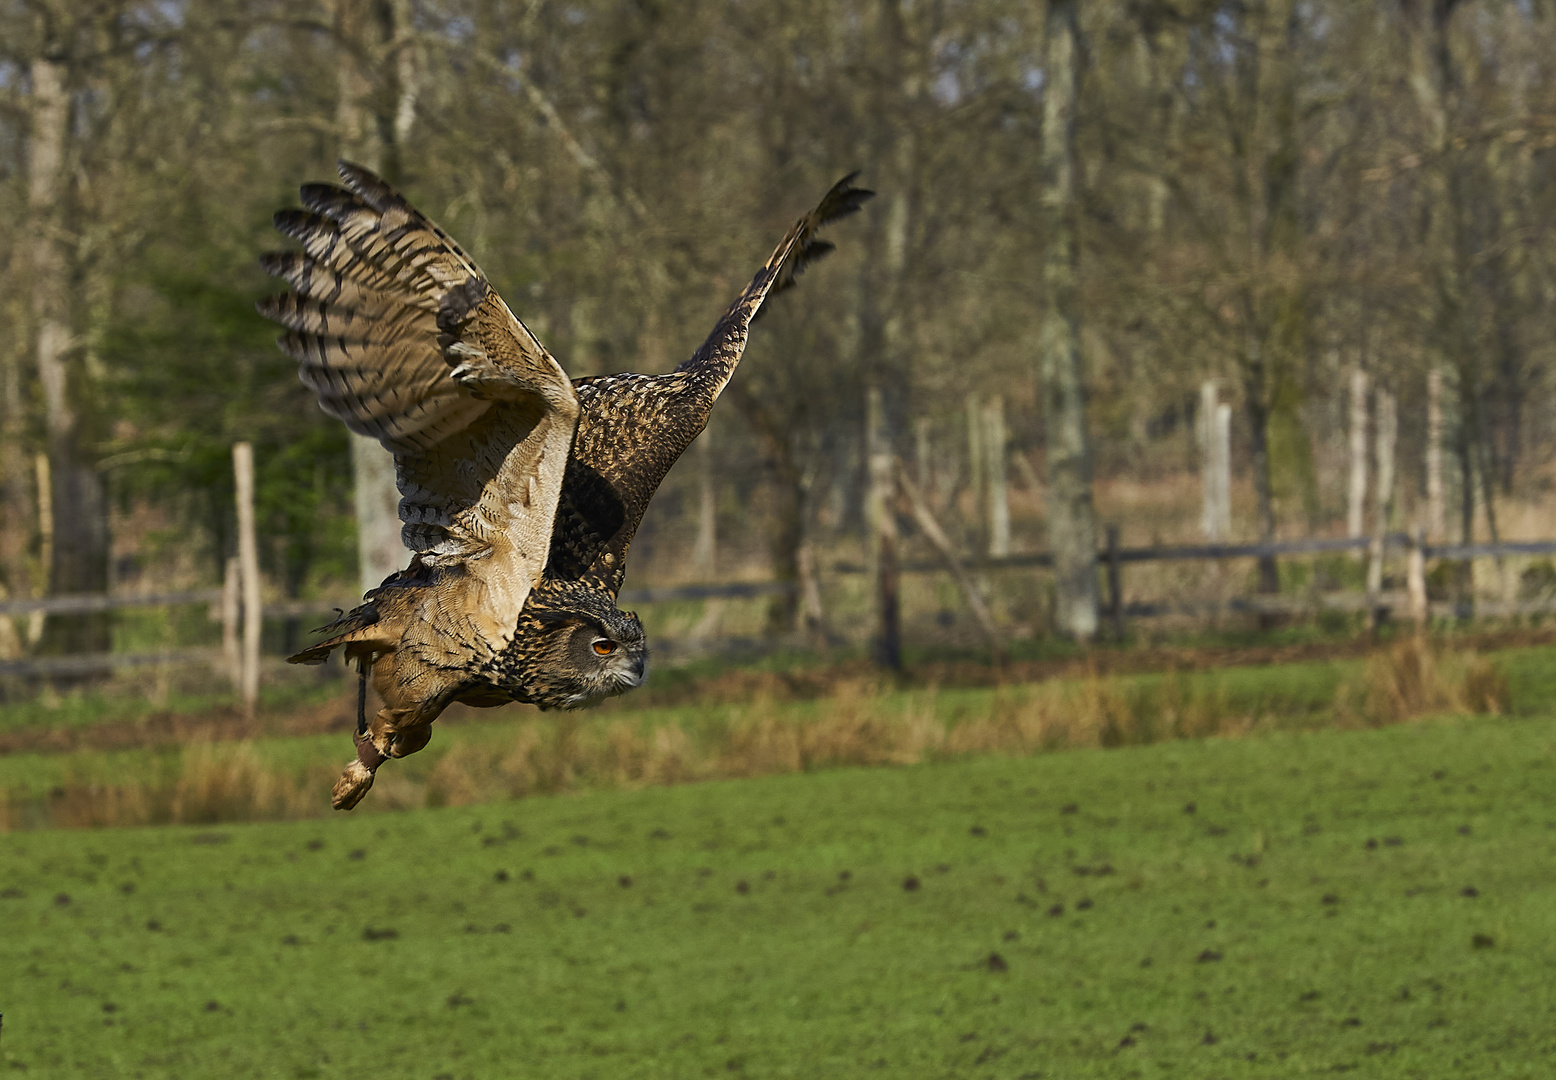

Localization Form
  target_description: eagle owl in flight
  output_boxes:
[258,163,871,809]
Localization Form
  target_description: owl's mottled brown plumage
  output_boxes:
[259,162,871,809]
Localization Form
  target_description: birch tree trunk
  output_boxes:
[1037,0,1098,641]
[1374,387,1397,539]
[1366,387,1397,614]
[1347,367,1369,538]
[1426,367,1445,541]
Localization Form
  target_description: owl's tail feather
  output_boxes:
[286,565,425,665]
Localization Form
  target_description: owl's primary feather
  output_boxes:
[260,164,872,809]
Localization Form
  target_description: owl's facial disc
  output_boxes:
[507,582,650,711]
[551,616,645,707]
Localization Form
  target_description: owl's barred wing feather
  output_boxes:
[548,174,873,594]
[259,162,579,661]
[679,171,874,404]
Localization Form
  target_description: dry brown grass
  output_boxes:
[1334,638,1510,727]
[37,742,330,829]
[6,644,1514,831]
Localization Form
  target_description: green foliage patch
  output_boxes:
[4,714,1556,1077]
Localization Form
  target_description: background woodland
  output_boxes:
[2,0,1555,662]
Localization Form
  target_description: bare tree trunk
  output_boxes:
[351,445,402,592]
[796,540,826,641]
[1213,404,1232,541]
[30,51,109,656]
[965,392,983,528]
[1244,369,1280,594]
[0,336,30,647]
[691,428,716,576]
[221,555,241,688]
[897,460,1002,664]
[722,375,804,636]
[1235,0,1300,602]
[983,396,1010,558]
[1456,426,1474,545]
[1426,367,1445,541]
[29,454,51,646]
[1374,387,1397,538]
[1199,382,1232,541]
[335,0,417,594]
[1405,0,1476,605]
[914,416,932,493]
[1037,0,1099,641]
[1407,529,1428,634]
[764,451,805,637]
[1347,367,1369,539]
[867,386,900,669]
[1367,387,1396,626]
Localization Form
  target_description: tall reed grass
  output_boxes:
[2,641,1510,831]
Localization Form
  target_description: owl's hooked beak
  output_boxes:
[612,651,647,689]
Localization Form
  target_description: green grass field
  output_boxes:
[5,710,1556,1077]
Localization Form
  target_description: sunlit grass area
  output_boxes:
[5,710,1556,1077]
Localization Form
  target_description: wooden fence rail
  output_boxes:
[5,534,1556,680]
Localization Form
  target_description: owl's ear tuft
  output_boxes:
[534,609,583,630]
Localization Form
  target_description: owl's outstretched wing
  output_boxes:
[258,162,579,657]
[546,174,873,595]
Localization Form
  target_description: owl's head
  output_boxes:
[507,582,647,710]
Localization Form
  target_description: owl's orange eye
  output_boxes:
[592,640,617,656]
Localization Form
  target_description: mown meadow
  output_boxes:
[4,646,1556,1076]
[3,638,1556,1076]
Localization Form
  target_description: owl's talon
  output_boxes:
[332,760,375,810]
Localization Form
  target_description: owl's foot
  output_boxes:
[331,732,387,810]
[331,761,374,810]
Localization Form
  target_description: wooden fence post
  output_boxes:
[1105,524,1124,640]
[984,396,1010,559]
[221,555,240,688]
[233,442,261,714]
